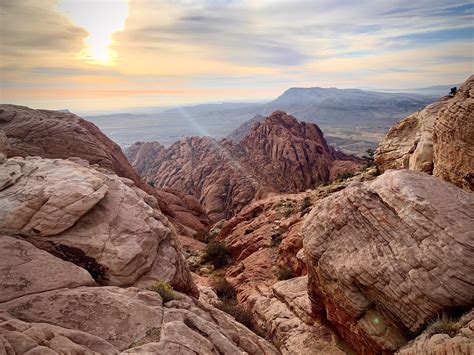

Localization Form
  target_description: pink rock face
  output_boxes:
[128,111,364,222]
[433,75,474,191]
[375,75,473,191]
[0,156,197,296]
[0,104,210,236]
[303,169,474,354]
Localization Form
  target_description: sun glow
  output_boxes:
[59,0,129,65]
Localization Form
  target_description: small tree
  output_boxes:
[202,241,231,268]
[363,148,375,167]
[449,87,457,97]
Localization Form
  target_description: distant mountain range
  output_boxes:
[86,86,438,155]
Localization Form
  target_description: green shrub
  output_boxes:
[337,172,356,180]
[271,233,282,248]
[202,241,231,268]
[212,277,236,300]
[300,196,312,211]
[283,208,293,217]
[272,201,283,210]
[449,87,457,97]
[147,281,176,302]
[147,180,155,188]
[214,300,255,330]
[363,148,375,167]
[277,266,295,280]
[427,316,460,338]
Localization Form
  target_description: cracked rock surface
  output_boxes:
[0,104,210,236]
[303,169,474,354]
[0,156,196,295]
[375,75,473,191]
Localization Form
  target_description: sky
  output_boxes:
[0,0,473,113]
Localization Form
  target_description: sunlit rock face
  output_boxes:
[375,75,474,191]
[0,104,210,236]
[303,169,474,354]
[127,110,364,222]
[0,155,197,295]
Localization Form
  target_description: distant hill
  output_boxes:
[260,87,434,125]
[86,86,436,154]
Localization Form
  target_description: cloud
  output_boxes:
[0,0,87,57]
[1,0,472,111]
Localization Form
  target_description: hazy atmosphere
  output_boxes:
[1,2,473,354]
[1,0,472,113]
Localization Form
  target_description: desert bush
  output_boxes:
[244,228,254,235]
[363,148,375,167]
[147,180,155,188]
[277,266,295,280]
[271,232,282,248]
[300,196,312,211]
[272,201,283,210]
[212,277,236,300]
[214,300,255,331]
[203,241,231,268]
[427,315,460,338]
[449,87,457,97]
[147,281,176,302]
[337,172,356,180]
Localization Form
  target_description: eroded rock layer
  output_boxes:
[127,111,364,222]
[375,75,473,190]
[0,156,196,295]
[0,104,210,235]
[303,169,474,354]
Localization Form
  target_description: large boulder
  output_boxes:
[0,156,197,295]
[0,104,210,235]
[0,236,95,303]
[303,169,474,354]
[0,286,278,354]
[375,75,473,191]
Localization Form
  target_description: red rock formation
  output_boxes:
[128,111,364,222]
[0,104,210,235]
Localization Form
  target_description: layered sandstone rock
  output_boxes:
[375,75,473,190]
[210,177,374,354]
[125,140,165,176]
[0,286,278,354]
[433,75,474,190]
[0,236,96,303]
[0,104,210,235]
[0,156,196,295]
[128,111,364,222]
[397,310,474,355]
[303,169,474,354]
[374,98,447,173]
[253,277,344,355]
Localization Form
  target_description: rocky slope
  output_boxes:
[0,129,278,354]
[127,111,364,222]
[193,171,377,354]
[375,75,473,190]
[0,237,277,354]
[303,169,474,354]
[0,104,210,236]
[0,155,196,295]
